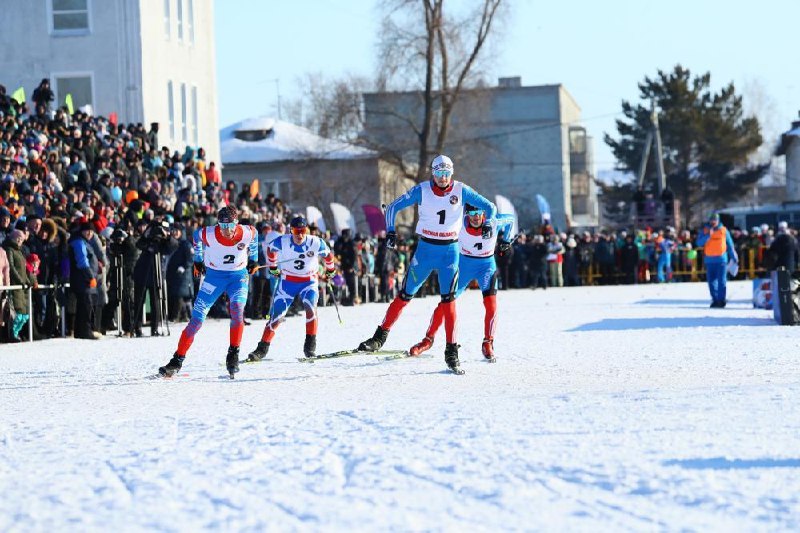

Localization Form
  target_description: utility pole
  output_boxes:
[636,98,667,195]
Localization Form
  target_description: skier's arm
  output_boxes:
[192,228,204,263]
[247,225,258,262]
[318,239,335,275]
[462,186,497,220]
[384,184,422,232]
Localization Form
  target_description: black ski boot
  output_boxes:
[246,341,270,362]
[226,346,240,378]
[303,334,317,358]
[159,353,184,377]
[358,326,388,352]
[444,343,465,375]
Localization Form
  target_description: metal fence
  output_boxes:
[0,283,69,342]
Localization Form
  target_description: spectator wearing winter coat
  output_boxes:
[697,213,738,308]
[562,236,581,286]
[594,234,616,286]
[766,221,799,272]
[165,225,194,322]
[0,245,10,332]
[334,229,358,306]
[3,230,36,341]
[32,79,54,112]
[620,234,640,285]
[68,221,101,339]
[546,234,564,287]
[528,235,549,289]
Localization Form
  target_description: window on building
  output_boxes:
[176,0,184,41]
[187,0,195,44]
[181,83,188,143]
[191,86,199,146]
[167,81,175,140]
[163,0,170,39]
[54,74,93,111]
[51,0,90,34]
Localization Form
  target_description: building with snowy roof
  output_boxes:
[219,117,413,234]
[1,0,220,164]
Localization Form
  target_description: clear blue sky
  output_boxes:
[215,0,798,172]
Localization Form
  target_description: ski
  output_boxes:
[148,372,189,380]
[297,349,409,363]
[378,351,434,362]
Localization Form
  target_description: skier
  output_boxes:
[408,206,514,362]
[158,205,259,378]
[244,215,335,361]
[357,154,496,374]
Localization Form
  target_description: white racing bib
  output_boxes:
[270,235,330,278]
[415,181,464,240]
[459,218,498,258]
[202,225,256,271]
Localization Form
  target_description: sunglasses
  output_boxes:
[218,222,237,231]
[466,209,483,216]
[432,169,452,179]
[291,226,309,236]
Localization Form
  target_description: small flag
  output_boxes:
[65,93,74,115]
[10,87,25,104]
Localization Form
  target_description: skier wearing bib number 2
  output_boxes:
[409,206,515,363]
[357,154,496,374]
[159,205,259,378]
[244,215,335,362]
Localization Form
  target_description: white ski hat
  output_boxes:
[431,154,453,172]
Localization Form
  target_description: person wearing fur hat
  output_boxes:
[2,229,37,341]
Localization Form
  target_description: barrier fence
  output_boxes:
[0,283,69,343]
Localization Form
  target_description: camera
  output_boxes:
[146,220,170,242]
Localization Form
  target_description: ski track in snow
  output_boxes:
[1,280,800,530]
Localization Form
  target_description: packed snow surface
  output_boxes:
[2,280,799,530]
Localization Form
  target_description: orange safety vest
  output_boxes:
[703,226,728,257]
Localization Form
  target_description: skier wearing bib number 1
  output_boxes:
[244,215,335,362]
[158,205,259,378]
[357,154,496,374]
[408,206,515,362]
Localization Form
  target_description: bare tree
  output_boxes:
[375,0,505,181]
[284,72,371,141]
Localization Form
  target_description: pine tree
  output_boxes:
[604,65,766,226]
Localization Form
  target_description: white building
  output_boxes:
[0,0,220,164]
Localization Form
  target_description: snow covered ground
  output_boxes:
[2,280,799,531]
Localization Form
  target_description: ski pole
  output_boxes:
[326,279,343,325]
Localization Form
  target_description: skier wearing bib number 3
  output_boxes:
[244,215,335,362]
[357,154,496,374]
[159,205,259,378]
[409,207,515,362]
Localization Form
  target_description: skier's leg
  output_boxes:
[176,273,225,356]
[259,280,296,343]
[226,272,249,349]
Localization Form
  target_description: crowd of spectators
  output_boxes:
[1,79,797,344]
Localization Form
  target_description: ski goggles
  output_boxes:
[290,226,309,236]
[218,222,237,231]
[465,208,483,216]
[432,169,453,179]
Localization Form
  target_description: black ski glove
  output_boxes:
[481,223,493,239]
[386,230,397,249]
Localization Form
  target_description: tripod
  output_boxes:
[152,252,170,336]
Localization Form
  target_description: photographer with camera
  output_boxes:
[104,223,139,336]
[132,218,174,337]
